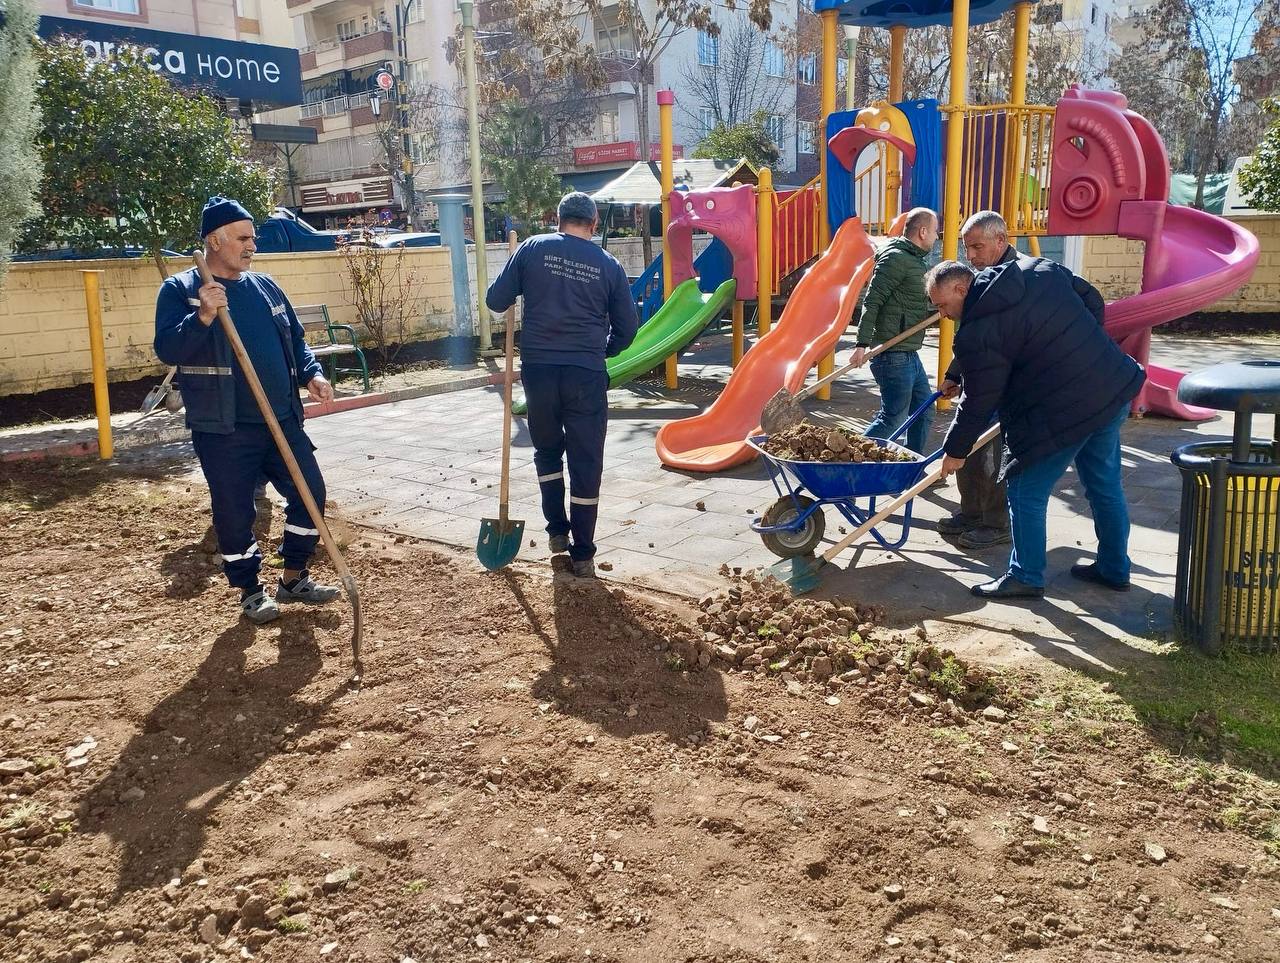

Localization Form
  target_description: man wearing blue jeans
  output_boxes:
[926,258,1145,600]
[486,193,638,577]
[851,208,940,454]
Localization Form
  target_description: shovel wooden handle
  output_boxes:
[497,230,518,525]
[193,252,363,678]
[817,423,1002,565]
[795,312,940,403]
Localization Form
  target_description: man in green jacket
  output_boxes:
[851,207,939,453]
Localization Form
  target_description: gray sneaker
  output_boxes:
[571,558,596,578]
[276,570,342,605]
[241,589,281,624]
[548,533,570,554]
[958,526,1012,549]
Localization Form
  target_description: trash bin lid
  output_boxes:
[1177,360,1280,413]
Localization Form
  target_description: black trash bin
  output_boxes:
[1171,360,1280,654]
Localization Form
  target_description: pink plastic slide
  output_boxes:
[1048,87,1261,419]
[656,215,894,471]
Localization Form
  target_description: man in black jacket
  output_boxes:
[939,211,1107,551]
[926,258,1145,600]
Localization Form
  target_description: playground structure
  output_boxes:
[600,0,1261,472]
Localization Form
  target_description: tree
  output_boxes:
[0,0,42,288]
[19,41,278,279]
[1239,98,1280,210]
[482,101,566,235]
[514,1,775,161]
[678,17,792,130]
[1122,0,1277,207]
[692,114,780,167]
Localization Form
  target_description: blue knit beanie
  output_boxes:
[200,196,254,238]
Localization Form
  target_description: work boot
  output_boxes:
[971,573,1043,600]
[937,512,980,536]
[958,526,1012,549]
[276,570,342,605]
[548,533,570,554]
[240,586,281,624]
[1070,562,1131,592]
[571,558,596,579]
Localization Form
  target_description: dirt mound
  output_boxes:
[762,422,916,463]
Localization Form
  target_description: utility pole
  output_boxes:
[394,0,418,228]
[459,0,494,354]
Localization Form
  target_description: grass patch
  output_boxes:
[1108,644,1280,777]
[756,624,779,639]
[0,801,44,831]
[277,914,308,934]
[929,656,968,701]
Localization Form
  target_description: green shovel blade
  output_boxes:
[477,517,526,571]
[765,554,826,595]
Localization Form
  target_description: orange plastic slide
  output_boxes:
[656,215,897,472]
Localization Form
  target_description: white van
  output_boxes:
[1223,156,1266,216]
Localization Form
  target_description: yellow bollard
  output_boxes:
[82,270,112,460]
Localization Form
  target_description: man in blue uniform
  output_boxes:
[486,192,638,577]
[155,197,341,623]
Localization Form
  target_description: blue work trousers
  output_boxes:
[192,416,325,590]
[521,363,609,562]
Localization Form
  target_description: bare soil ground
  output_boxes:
[1,459,1278,963]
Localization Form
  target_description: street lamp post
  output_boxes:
[393,0,419,229]
[459,0,494,355]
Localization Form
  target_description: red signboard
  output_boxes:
[573,140,685,166]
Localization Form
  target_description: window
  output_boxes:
[406,59,430,89]
[699,106,717,137]
[336,18,359,40]
[765,39,786,78]
[798,121,816,155]
[597,24,635,56]
[698,29,719,66]
[406,2,426,24]
[73,0,140,12]
[599,109,620,141]
[764,113,785,146]
[410,132,432,166]
[798,53,816,85]
[1090,3,1098,24]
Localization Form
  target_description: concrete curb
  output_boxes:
[0,370,512,464]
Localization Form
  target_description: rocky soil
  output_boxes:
[1,460,1278,963]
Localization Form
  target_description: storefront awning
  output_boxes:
[591,159,757,206]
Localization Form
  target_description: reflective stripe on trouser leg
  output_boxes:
[261,417,327,571]
[191,427,271,591]
[562,369,609,562]
[521,363,570,539]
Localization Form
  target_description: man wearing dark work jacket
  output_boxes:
[926,257,1145,599]
[938,211,1107,551]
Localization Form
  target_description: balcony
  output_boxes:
[300,28,394,76]
[596,48,652,86]
[298,95,381,134]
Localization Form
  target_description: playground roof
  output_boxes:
[814,0,1033,28]
[591,159,757,206]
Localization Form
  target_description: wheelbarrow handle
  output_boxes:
[888,390,943,449]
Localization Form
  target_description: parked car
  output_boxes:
[11,246,181,262]
[253,208,351,253]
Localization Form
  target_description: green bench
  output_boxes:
[297,304,370,394]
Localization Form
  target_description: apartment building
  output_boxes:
[36,0,303,110]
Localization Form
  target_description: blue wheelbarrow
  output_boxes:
[747,391,943,562]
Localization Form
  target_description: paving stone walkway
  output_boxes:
[299,328,1272,671]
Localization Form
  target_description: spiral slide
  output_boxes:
[655,216,882,472]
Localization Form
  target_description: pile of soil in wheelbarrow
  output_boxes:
[762,422,916,463]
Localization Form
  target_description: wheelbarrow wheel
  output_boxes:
[759,495,825,558]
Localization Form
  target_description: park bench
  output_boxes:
[296,304,370,394]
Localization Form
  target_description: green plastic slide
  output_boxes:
[511,277,736,415]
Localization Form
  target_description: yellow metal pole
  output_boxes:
[1004,1,1032,232]
[82,270,112,460]
[885,24,906,234]
[938,0,970,405]
[816,8,839,401]
[659,89,677,389]
[731,299,744,367]
[757,167,773,337]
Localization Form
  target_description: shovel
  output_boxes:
[477,232,525,570]
[139,367,179,415]
[768,423,1002,595]
[193,252,365,684]
[759,312,941,435]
